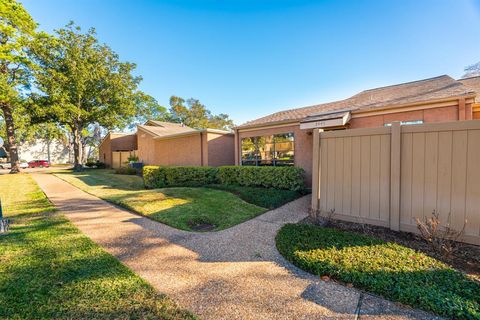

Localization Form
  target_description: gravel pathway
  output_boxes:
[32,173,441,320]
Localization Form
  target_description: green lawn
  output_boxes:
[0,174,195,319]
[276,224,480,319]
[54,170,267,231]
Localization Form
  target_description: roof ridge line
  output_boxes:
[359,75,451,93]
[458,75,480,80]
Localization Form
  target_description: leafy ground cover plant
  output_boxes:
[276,223,480,319]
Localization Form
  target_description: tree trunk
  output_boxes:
[72,126,84,171]
[1,103,20,174]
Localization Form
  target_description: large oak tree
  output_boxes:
[169,96,234,130]
[0,0,36,173]
[31,23,155,170]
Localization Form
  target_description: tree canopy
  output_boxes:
[463,62,480,78]
[30,22,160,170]
[0,0,37,172]
[169,95,234,130]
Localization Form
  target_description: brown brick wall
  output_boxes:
[99,136,112,166]
[350,105,461,129]
[98,133,137,167]
[137,130,157,165]
[111,134,137,151]
[473,104,480,120]
[207,133,235,167]
[137,130,234,167]
[141,133,203,166]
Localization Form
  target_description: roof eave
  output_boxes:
[351,93,477,115]
[235,119,300,131]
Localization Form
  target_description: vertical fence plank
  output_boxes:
[326,139,336,211]
[451,131,468,231]
[360,136,371,218]
[320,135,329,212]
[342,137,352,215]
[400,133,413,225]
[311,129,321,213]
[369,135,381,220]
[465,130,480,237]
[351,137,361,217]
[390,123,400,231]
[411,133,426,224]
[334,138,344,213]
[437,131,453,225]
[424,132,439,217]
[380,134,391,224]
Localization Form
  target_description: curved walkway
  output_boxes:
[32,173,440,320]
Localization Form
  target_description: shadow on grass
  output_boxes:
[0,213,195,320]
[54,169,144,191]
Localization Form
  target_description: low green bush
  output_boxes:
[95,161,106,169]
[114,167,138,175]
[208,184,304,209]
[218,166,305,191]
[276,224,480,319]
[143,166,219,188]
[85,161,96,168]
[144,165,305,191]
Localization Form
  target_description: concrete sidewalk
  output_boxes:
[32,173,440,320]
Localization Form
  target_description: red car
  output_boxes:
[28,160,50,168]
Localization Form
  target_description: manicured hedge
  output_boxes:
[143,165,305,191]
[217,166,305,191]
[276,224,480,319]
[143,166,219,188]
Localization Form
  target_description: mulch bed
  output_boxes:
[303,216,480,280]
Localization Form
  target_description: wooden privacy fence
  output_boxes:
[311,120,480,245]
[112,150,137,169]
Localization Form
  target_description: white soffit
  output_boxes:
[299,110,352,130]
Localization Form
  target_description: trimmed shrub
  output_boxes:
[85,161,106,169]
[95,161,106,169]
[85,161,96,168]
[144,165,305,191]
[165,166,219,187]
[218,166,305,191]
[143,166,167,188]
[143,166,219,188]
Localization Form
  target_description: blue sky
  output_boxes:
[22,0,480,125]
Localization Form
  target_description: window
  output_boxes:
[241,132,294,166]
[384,120,423,126]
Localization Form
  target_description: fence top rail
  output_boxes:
[400,119,480,133]
[320,126,390,138]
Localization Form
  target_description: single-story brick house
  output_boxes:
[137,120,234,167]
[99,120,235,168]
[234,75,480,185]
[99,132,138,166]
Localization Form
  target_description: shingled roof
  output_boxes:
[458,76,480,102]
[138,122,197,139]
[139,121,232,139]
[238,75,475,129]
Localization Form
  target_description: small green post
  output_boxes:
[0,198,8,233]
